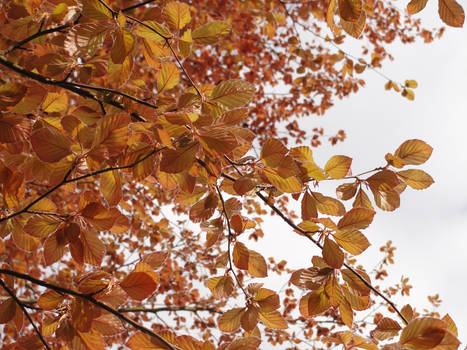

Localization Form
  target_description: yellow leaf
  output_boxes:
[405,80,418,88]
[334,230,370,255]
[218,308,245,332]
[338,0,362,21]
[339,299,353,328]
[210,79,255,109]
[111,29,135,64]
[397,169,434,190]
[407,0,428,14]
[23,214,62,237]
[263,168,302,193]
[258,310,288,329]
[192,21,231,44]
[353,188,374,209]
[156,62,180,92]
[442,314,458,337]
[134,21,172,41]
[394,139,433,165]
[261,138,288,167]
[100,170,122,207]
[338,208,375,231]
[327,0,337,32]
[438,0,465,27]
[324,155,352,179]
[163,2,191,30]
[372,317,402,340]
[82,0,113,21]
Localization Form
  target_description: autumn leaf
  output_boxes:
[397,169,434,190]
[324,155,352,179]
[210,80,255,109]
[163,2,192,30]
[31,127,72,163]
[323,237,344,268]
[192,21,231,44]
[407,0,428,14]
[338,0,363,21]
[156,63,180,92]
[438,0,465,27]
[338,208,376,231]
[394,139,433,165]
[218,308,245,332]
[207,276,234,298]
[120,271,159,301]
[334,230,370,255]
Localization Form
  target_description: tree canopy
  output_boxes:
[0,0,464,349]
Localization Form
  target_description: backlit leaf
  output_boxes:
[338,208,376,231]
[353,188,374,209]
[100,170,122,206]
[248,250,268,278]
[399,317,459,350]
[334,230,370,255]
[323,237,344,268]
[218,308,244,332]
[210,80,255,109]
[264,168,302,193]
[208,276,234,299]
[0,298,16,324]
[311,192,346,216]
[82,0,113,21]
[397,169,434,190]
[23,214,62,238]
[258,310,288,329]
[163,2,191,30]
[341,10,366,38]
[394,139,433,165]
[189,192,218,223]
[157,63,180,92]
[192,21,231,44]
[336,182,358,200]
[38,290,65,310]
[120,271,158,301]
[233,241,249,270]
[160,144,197,173]
[324,155,352,179]
[31,127,72,163]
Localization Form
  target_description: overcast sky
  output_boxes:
[250,3,467,345]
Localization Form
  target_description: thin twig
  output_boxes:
[0,269,178,350]
[119,305,222,314]
[215,185,249,299]
[0,279,51,350]
[0,147,164,224]
[122,0,157,12]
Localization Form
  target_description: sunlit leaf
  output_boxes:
[192,21,231,44]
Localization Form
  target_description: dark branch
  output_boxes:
[0,147,165,224]
[0,269,177,350]
[119,305,222,314]
[0,279,51,350]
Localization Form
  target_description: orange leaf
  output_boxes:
[120,271,158,301]
[233,241,249,270]
[43,230,67,265]
[23,214,62,238]
[248,249,268,278]
[336,182,358,200]
[258,309,288,329]
[38,290,65,310]
[31,127,72,163]
[438,0,465,27]
[340,10,366,38]
[163,1,191,29]
[0,298,16,324]
[301,191,318,220]
[189,192,218,223]
[311,192,346,216]
[338,0,362,21]
[394,139,433,165]
[199,127,238,156]
[353,188,374,209]
[407,0,428,14]
[397,169,434,190]
[100,170,122,207]
[207,276,234,299]
[338,208,376,231]
[241,306,259,331]
[218,308,245,332]
[160,144,197,173]
[261,138,288,167]
[322,237,344,269]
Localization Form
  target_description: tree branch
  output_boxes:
[0,147,165,224]
[0,279,51,350]
[119,305,222,314]
[0,269,178,350]
[121,0,157,12]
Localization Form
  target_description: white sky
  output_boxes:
[249,3,467,345]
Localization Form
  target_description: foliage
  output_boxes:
[0,0,464,349]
